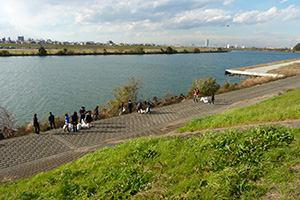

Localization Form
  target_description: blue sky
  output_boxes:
[0,0,299,48]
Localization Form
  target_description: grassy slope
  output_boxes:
[1,90,300,199]
[179,88,300,133]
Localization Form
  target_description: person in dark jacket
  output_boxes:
[128,100,133,113]
[33,113,40,134]
[79,106,85,123]
[93,106,99,120]
[48,112,55,129]
[72,111,78,132]
[211,92,215,104]
[85,111,93,127]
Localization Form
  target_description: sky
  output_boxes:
[0,0,300,48]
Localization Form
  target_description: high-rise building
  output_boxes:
[206,39,210,47]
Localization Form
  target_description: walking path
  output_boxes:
[225,59,300,77]
[1,75,300,184]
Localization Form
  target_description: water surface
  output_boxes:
[1,50,300,124]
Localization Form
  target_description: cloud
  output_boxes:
[280,0,288,3]
[223,0,234,6]
[233,5,300,24]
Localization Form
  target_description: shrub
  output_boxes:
[193,48,200,53]
[38,46,47,56]
[133,47,145,54]
[187,77,220,97]
[108,77,142,111]
[0,107,18,139]
[0,50,10,56]
[162,46,177,54]
[293,43,300,51]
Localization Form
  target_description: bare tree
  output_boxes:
[0,107,18,138]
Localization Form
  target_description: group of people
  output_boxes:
[193,88,215,104]
[119,100,152,115]
[32,106,99,134]
[64,106,96,132]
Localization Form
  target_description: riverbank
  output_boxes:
[0,43,229,56]
[225,58,300,77]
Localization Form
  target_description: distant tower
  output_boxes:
[206,39,210,47]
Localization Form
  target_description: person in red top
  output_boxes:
[193,88,198,102]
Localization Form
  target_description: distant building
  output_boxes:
[206,39,210,47]
[18,36,24,42]
[107,40,114,45]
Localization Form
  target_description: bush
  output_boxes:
[0,107,18,139]
[0,50,10,56]
[293,43,300,51]
[108,77,142,111]
[133,47,145,54]
[38,47,47,56]
[187,77,220,97]
[193,48,200,53]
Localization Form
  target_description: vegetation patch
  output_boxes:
[1,125,299,199]
[179,88,300,133]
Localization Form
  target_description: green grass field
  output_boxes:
[1,89,300,199]
[178,88,300,133]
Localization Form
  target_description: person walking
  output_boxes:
[79,106,85,123]
[211,92,215,104]
[64,113,72,132]
[72,111,78,132]
[33,113,40,134]
[93,106,99,121]
[146,101,152,113]
[48,112,55,129]
[193,88,198,102]
[128,100,133,113]
[119,102,124,116]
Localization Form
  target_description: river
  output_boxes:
[1,50,300,124]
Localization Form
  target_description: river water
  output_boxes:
[1,50,300,124]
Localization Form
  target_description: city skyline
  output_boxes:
[1,0,300,48]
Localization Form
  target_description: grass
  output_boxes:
[1,89,300,199]
[1,125,299,199]
[179,88,300,133]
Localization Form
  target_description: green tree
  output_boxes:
[165,46,177,54]
[38,46,47,56]
[108,77,142,110]
[187,77,220,97]
[193,48,200,53]
[293,43,300,51]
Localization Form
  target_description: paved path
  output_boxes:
[226,59,300,77]
[1,75,300,184]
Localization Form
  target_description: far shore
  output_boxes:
[0,44,229,56]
